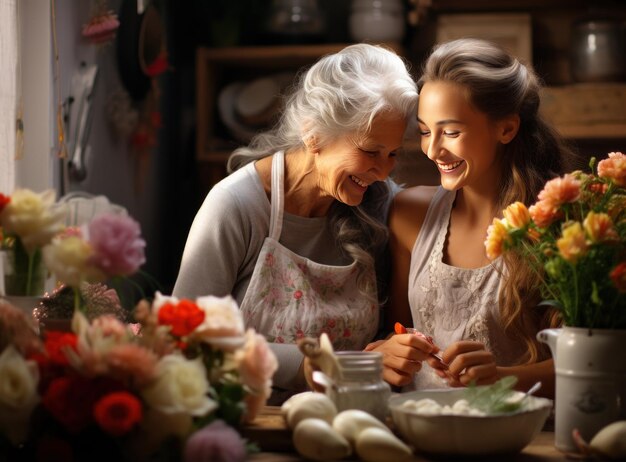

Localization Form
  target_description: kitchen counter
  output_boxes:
[242,406,569,461]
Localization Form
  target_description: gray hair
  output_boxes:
[228,43,418,304]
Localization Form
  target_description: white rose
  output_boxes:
[194,295,245,338]
[43,235,104,287]
[141,354,216,417]
[1,189,66,252]
[0,346,40,444]
[151,291,179,313]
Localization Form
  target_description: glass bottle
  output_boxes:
[328,351,391,421]
[349,0,405,43]
[265,0,325,44]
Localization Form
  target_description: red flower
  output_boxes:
[610,262,626,293]
[327,319,336,328]
[44,331,78,366]
[0,193,10,214]
[158,299,206,337]
[293,290,303,300]
[295,329,304,339]
[94,391,143,436]
[42,376,120,433]
[343,328,351,338]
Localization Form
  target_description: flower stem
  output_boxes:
[26,251,35,296]
[74,286,82,313]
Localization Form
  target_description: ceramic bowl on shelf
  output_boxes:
[389,388,552,456]
[217,72,294,144]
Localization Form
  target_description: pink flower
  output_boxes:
[537,175,581,206]
[87,213,146,277]
[597,151,626,187]
[293,290,303,300]
[81,10,119,44]
[529,200,561,228]
[91,315,128,340]
[265,253,274,267]
[235,329,278,394]
[106,343,159,387]
[183,420,246,462]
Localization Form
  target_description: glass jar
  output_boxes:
[327,351,391,421]
[265,0,325,44]
[570,19,626,82]
[349,0,405,43]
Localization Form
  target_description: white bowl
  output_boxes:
[389,388,553,456]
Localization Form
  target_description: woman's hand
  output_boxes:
[365,334,437,387]
[430,340,498,387]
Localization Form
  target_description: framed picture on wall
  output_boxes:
[436,13,532,64]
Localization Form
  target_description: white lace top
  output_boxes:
[407,187,532,390]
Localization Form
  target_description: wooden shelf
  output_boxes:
[555,124,626,140]
[196,43,403,167]
[196,42,626,193]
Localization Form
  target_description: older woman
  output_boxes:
[173,43,418,402]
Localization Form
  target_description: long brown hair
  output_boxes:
[418,38,578,362]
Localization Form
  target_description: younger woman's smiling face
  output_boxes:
[315,111,406,206]
[417,81,504,192]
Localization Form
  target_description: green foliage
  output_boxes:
[463,376,522,414]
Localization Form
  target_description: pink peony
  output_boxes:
[597,151,626,187]
[235,329,278,394]
[184,420,246,462]
[537,175,581,206]
[106,343,159,387]
[529,200,561,228]
[87,213,146,277]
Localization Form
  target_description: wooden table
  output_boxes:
[242,406,570,461]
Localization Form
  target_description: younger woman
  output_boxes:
[367,38,577,397]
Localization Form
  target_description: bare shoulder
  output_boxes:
[389,185,439,252]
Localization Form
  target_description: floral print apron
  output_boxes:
[240,151,379,351]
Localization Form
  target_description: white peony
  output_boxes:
[0,345,40,444]
[141,354,216,417]
[0,189,66,253]
[194,294,245,338]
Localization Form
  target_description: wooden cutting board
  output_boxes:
[240,406,295,452]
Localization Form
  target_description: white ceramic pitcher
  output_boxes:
[537,327,626,452]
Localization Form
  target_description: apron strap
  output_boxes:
[269,151,285,240]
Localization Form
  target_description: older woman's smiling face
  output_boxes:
[314,111,406,207]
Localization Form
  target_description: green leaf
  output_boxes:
[463,376,522,414]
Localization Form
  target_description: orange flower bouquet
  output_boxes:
[485,152,626,328]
